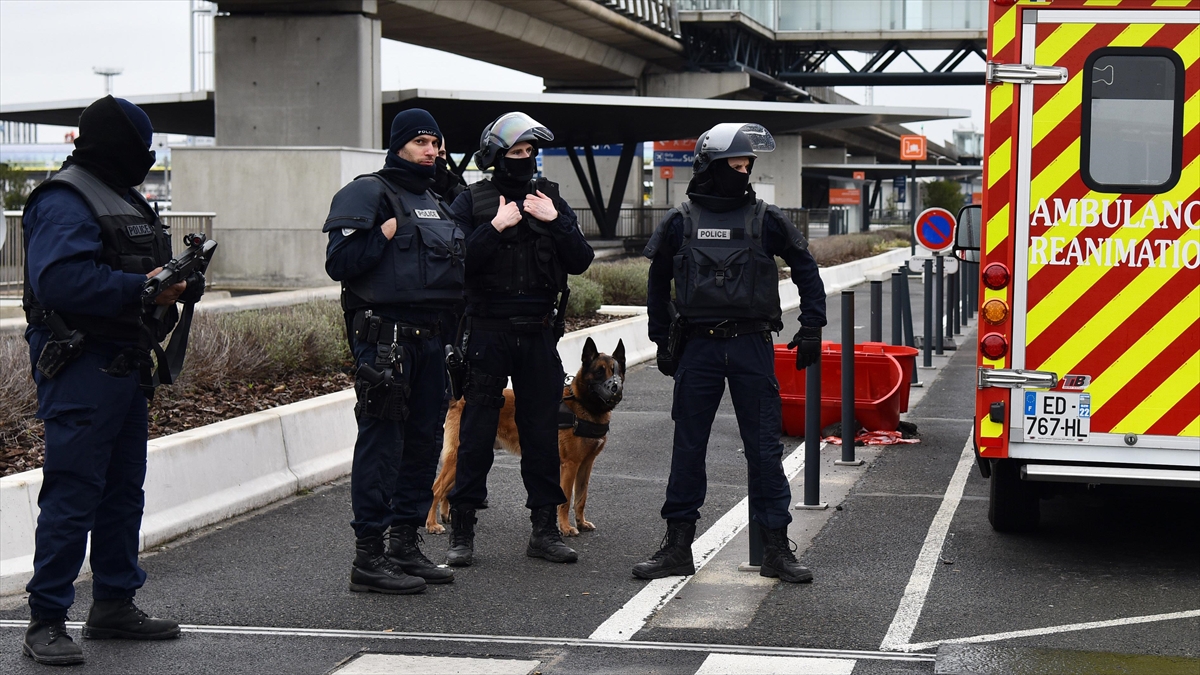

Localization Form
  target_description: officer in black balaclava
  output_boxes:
[635,123,826,585]
[21,96,204,665]
[440,112,594,568]
[323,108,463,595]
[432,139,466,206]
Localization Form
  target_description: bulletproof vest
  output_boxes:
[465,180,566,295]
[343,176,465,308]
[672,199,782,325]
[22,164,171,341]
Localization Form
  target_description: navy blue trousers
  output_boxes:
[662,333,793,529]
[25,330,149,620]
[449,327,567,511]
[349,331,446,538]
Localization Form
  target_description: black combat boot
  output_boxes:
[82,599,180,640]
[23,616,84,665]
[760,524,813,583]
[526,506,578,563]
[349,534,426,594]
[446,506,477,567]
[632,520,696,579]
[388,524,454,584]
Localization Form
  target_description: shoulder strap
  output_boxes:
[680,200,699,240]
[469,181,502,225]
[47,165,144,221]
[746,199,767,242]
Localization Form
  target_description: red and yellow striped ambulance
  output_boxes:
[961,0,1199,530]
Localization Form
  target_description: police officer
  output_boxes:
[323,109,462,594]
[432,139,467,206]
[21,96,201,665]
[442,112,594,566]
[635,123,826,583]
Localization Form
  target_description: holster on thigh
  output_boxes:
[354,343,411,421]
[464,368,505,409]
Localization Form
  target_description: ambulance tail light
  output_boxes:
[982,299,1009,325]
[981,333,1009,360]
[982,263,1010,290]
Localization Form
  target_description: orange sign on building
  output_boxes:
[829,188,861,205]
[659,166,675,180]
[852,171,866,181]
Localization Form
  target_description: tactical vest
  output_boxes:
[22,164,171,342]
[343,175,465,308]
[465,180,566,295]
[672,199,782,325]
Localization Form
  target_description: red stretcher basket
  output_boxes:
[774,341,909,437]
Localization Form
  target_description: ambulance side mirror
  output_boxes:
[953,204,981,263]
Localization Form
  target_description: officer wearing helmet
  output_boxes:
[323,109,462,595]
[635,123,826,584]
[442,112,594,567]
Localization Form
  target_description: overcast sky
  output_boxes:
[0,0,983,145]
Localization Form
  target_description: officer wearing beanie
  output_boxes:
[634,123,826,584]
[441,112,594,567]
[21,96,203,665]
[324,109,462,594]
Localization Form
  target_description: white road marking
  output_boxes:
[695,653,856,675]
[333,654,539,675]
[0,620,934,663]
[588,442,811,642]
[879,436,976,651]
[900,609,1200,653]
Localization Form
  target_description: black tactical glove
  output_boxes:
[787,326,822,371]
[178,271,206,304]
[656,342,678,377]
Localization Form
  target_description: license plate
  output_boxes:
[1023,391,1090,443]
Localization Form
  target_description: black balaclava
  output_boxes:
[380,108,440,193]
[686,157,755,213]
[64,96,156,190]
[490,149,538,202]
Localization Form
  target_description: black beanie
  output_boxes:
[389,109,441,154]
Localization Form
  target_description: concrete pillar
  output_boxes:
[754,133,803,208]
[215,11,381,148]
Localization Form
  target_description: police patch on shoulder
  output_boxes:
[697,229,731,240]
[414,209,440,219]
[125,223,154,237]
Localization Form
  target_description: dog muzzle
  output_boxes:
[592,375,623,408]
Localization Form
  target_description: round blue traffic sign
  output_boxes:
[914,207,956,253]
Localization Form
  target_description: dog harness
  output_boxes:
[557,394,609,439]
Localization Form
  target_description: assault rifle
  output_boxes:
[143,233,217,302]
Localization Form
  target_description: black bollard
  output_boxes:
[870,280,883,343]
[802,347,823,507]
[838,291,861,465]
[953,271,962,335]
[922,258,933,367]
[901,266,916,348]
[934,255,945,356]
[970,262,978,319]
[891,270,903,345]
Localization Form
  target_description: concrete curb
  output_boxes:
[0,248,909,596]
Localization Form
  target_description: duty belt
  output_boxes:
[468,314,554,333]
[353,310,438,344]
[686,320,774,339]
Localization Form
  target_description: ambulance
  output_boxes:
[956,0,1199,530]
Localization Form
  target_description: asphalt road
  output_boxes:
[2,280,1196,675]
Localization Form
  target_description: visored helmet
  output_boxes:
[692,123,775,173]
[474,112,554,170]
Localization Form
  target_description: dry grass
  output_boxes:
[807,228,910,267]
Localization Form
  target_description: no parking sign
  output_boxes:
[913,207,956,253]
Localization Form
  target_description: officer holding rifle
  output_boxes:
[20,96,206,666]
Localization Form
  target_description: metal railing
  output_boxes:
[676,0,987,32]
[1,211,215,297]
[596,0,681,36]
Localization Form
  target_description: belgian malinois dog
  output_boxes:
[427,337,626,536]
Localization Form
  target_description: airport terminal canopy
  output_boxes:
[804,163,982,180]
[1,89,969,152]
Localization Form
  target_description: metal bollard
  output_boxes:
[922,258,933,367]
[870,280,883,342]
[801,346,825,507]
[949,271,960,336]
[901,266,916,349]
[891,271,903,345]
[838,290,862,466]
[934,256,945,356]
[970,262,979,320]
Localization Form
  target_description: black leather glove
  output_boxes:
[178,271,206,304]
[787,326,822,371]
[655,342,678,377]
